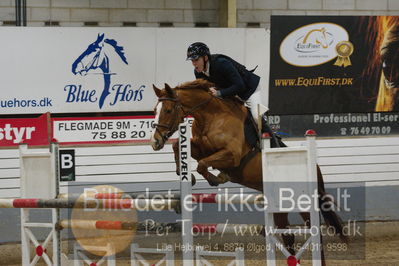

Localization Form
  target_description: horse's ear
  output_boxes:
[165,83,177,98]
[96,33,105,44]
[153,84,162,98]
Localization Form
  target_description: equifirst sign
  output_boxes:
[279,22,349,67]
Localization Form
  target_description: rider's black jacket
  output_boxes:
[194,54,260,101]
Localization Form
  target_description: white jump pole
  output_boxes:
[179,120,194,266]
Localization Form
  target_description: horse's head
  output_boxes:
[72,34,106,76]
[303,28,329,49]
[316,28,329,48]
[150,83,186,150]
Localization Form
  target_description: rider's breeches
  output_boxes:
[245,83,263,121]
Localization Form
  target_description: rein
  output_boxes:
[186,95,213,114]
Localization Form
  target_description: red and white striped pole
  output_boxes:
[57,192,264,204]
[0,198,179,210]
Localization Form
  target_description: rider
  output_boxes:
[186,42,262,122]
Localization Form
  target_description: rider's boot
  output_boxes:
[261,113,281,148]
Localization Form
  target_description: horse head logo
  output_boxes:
[72,34,128,108]
[303,28,329,48]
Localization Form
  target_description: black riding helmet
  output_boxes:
[186,42,210,60]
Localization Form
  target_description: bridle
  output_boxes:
[154,93,214,142]
[154,97,183,142]
[82,45,103,72]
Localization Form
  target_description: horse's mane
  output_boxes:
[104,38,128,64]
[176,79,214,92]
[176,79,246,114]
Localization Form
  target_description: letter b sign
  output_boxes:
[59,150,75,181]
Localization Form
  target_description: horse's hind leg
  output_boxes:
[300,212,326,266]
[274,213,326,265]
[300,212,310,227]
[274,213,295,255]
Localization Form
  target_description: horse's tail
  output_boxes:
[317,166,348,242]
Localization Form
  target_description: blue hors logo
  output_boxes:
[64,33,144,109]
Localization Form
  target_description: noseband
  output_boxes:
[154,94,214,142]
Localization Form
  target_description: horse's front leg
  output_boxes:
[172,140,204,174]
[172,140,181,175]
[172,140,203,186]
[196,148,238,186]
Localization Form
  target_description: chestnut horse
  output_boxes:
[150,79,345,264]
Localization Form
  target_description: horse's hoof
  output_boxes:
[206,173,220,187]
[191,174,196,186]
[217,172,231,184]
[209,182,219,187]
